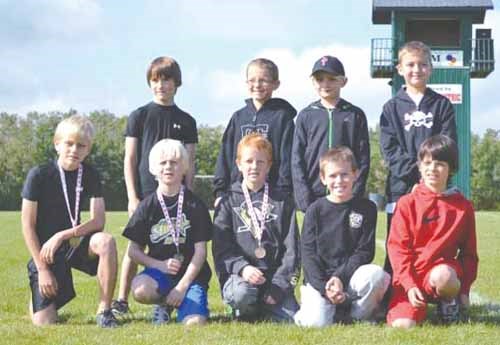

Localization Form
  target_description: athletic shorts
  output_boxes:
[28,235,99,313]
[386,261,462,324]
[141,268,209,321]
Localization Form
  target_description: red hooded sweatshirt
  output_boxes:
[388,183,478,295]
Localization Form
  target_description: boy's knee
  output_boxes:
[295,308,333,328]
[390,318,417,328]
[31,304,57,326]
[429,265,460,297]
[90,232,117,257]
[183,314,207,326]
[352,264,390,292]
[131,277,159,304]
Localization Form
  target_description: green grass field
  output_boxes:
[1,211,499,345]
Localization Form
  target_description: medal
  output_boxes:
[173,252,184,263]
[254,246,266,259]
[157,185,185,259]
[58,163,83,260]
[242,183,269,259]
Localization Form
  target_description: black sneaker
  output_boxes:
[437,298,460,324]
[96,309,119,328]
[111,299,129,316]
[152,304,171,325]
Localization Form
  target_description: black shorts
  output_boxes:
[28,235,99,313]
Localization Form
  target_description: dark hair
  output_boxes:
[246,58,279,81]
[319,146,358,176]
[147,56,182,87]
[418,135,458,174]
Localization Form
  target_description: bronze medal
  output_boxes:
[173,253,184,263]
[254,246,266,259]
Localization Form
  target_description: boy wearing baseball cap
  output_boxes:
[292,55,370,212]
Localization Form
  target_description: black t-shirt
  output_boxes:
[21,160,103,245]
[123,189,212,288]
[125,102,198,197]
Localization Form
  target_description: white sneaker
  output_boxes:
[152,304,170,325]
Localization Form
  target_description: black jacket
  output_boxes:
[212,181,300,302]
[213,98,296,198]
[380,87,457,201]
[292,99,370,211]
[301,197,376,295]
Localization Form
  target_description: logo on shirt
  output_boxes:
[173,123,182,130]
[349,211,363,229]
[240,124,269,138]
[423,215,440,224]
[404,111,434,131]
[233,200,277,233]
[150,214,191,245]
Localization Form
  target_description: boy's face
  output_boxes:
[320,160,357,203]
[397,52,432,91]
[150,77,177,105]
[312,72,347,103]
[155,154,185,188]
[246,64,279,104]
[418,154,449,193]
[55,133,91,170]
[237,146,271,190]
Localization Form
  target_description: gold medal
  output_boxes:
[254,246,266,259]
[173,253,184,263]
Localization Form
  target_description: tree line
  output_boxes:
[1,111,499,210]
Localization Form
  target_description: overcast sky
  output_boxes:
[1,0,498,134]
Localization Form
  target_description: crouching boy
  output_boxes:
[213,133,301,322]
[294,147,389,327]
[122,139,212,325]
[21,115,119,327]
[387,135,478,328]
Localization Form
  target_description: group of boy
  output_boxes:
[21,40,478,329]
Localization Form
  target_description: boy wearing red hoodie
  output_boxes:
[387,135,478,328]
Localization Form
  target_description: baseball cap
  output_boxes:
[311,55,345,76]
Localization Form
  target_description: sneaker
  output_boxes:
[152,304,171,325]
[437,298,460,324]
[110,299,129,316]
[96,309,119,328]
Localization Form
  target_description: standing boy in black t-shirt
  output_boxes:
[292,55,370,212]
[122,139,212,325]
[213,58,296,207]
[294,147,389,327]
[21,115,119,328]
[113,56,199,314]
[213,133,300,322]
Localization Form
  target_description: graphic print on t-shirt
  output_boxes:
[240,124,269,138]
[150,214,191,245]
[404,111,434,131]
[233,200,277,233]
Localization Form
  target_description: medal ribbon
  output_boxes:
[58,163,83,228]
[242,182,269,247]
[157,185,184,253]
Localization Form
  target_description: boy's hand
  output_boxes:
[38,269,58,298]
[128,197,141,217]
[40,233,64,264]
[407,287,426,308]
[325,276,345,304]
[241,265,266,285]
[158,258,182,275]
[165,284,188,307]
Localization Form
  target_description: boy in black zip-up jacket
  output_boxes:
[379,41,457,273]
[294,147,389,327]
[292,55,370,212]
[213,134,300,322]
[213,58,296,206]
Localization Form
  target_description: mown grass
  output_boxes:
[1,211,499,345]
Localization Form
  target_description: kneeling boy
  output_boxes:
[22,115,119,327]
[122,139,212,326]
[294,147,389,327]
[213,133,300,322]
[387,135,478,328]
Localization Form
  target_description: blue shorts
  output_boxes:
[141,268,209,322]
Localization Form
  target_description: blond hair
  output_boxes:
[53,115,95,145]
[319,146,358,178]
[149,139,189,177]
[398,41,432,66]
